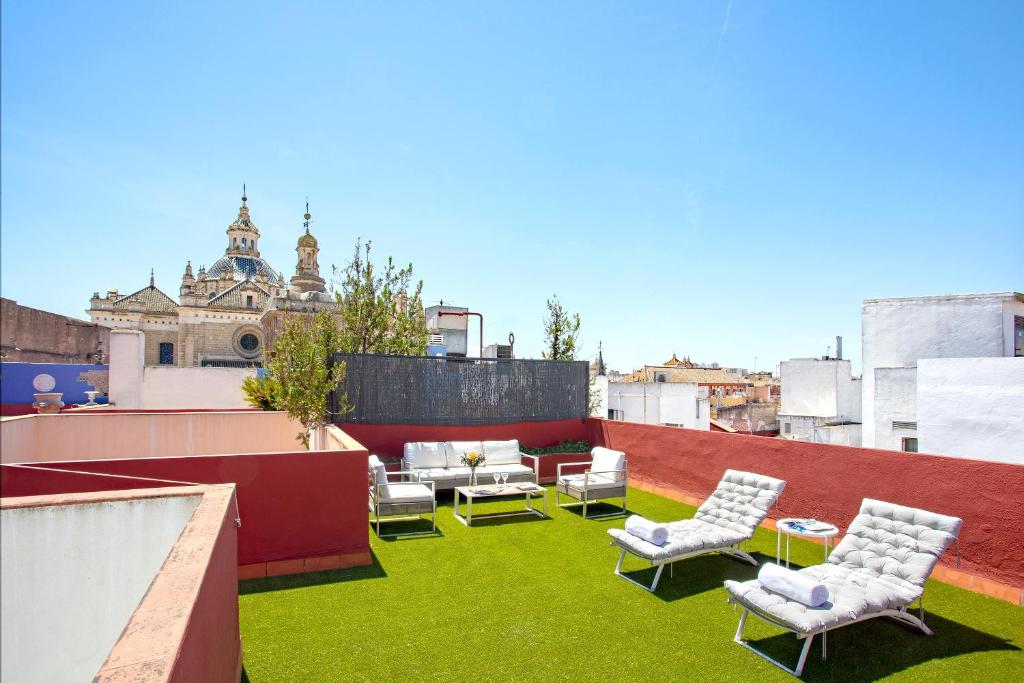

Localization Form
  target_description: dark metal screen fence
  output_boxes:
[329,353,589,425]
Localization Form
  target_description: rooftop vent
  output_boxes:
[892,420,917,431]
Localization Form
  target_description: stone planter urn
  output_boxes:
[84,391,100,406]
[33,392,65,414]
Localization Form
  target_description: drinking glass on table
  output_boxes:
[501,472,509,487]
[492,472,501,488]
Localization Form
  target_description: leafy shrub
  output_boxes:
[242,374,281,411]
[521,439,591,455]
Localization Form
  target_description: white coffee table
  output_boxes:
[776,518,840,567]
[453,483,548,526]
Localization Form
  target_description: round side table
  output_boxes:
[776,518,840,567]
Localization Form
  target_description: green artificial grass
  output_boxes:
[239,487,1024,681]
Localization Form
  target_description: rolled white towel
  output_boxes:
[758,563,829,607]
[624,515,669,546]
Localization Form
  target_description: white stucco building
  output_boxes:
[778,358,862,445]
[861,292,1024,463]
[607,382,710,429]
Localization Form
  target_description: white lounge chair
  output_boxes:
[608,469,786,592]
[368,455,437,537]
[555,447,628,518]
[725,498,962,677]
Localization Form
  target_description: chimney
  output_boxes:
[835,335,843,360]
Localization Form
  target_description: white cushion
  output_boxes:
[695,469,786,536]
[404,442,448,469]
[590,447,626,482]
[446,441,484,468]
[414,467,460,483]
[559,473,622,491]
[380,482,435,503]
[483,440,522,465]
[368,454,388,486]
[477,463,533,475]
[475,464,535,482]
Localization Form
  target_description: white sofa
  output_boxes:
[402,440,538,489]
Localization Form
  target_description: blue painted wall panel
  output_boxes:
[0,362,109,405]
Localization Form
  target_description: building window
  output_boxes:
[783,422,791,434]
[246,295,253,308]
[655,373,667,383]
[1015,316,1023,357]
[608,409,623,420]
[159,342,174,365]
[902,437,918,453]
[238,333,260,357]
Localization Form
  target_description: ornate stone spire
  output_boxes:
[180,261,195,295]
[225,187,260,257]
[290,199,325,293]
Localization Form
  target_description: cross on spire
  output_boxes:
[303,197,311,232]
[150,268,155,287]
[241,183,247,206]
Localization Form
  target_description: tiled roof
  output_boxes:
[208,280,272,310]
[625,366,747,385]
[207,255,278,281]
[113,285,178,313]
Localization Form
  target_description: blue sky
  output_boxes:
[2,1,1022,374]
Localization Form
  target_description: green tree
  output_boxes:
[334,239,428,355]
[241,373,280,411]
[542,295,581,360]
[266,311,351,446]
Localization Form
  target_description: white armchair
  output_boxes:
[369,455,436,537]
[555,447,627,518]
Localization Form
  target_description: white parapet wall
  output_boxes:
[872,367,918,451]
[780,358,860,419]
[607,382,710,429]
[861,292,1023,447]
[917,357,1024,464]
[1,495,200,682]
[108,327,257,409]
[141,366,257,409]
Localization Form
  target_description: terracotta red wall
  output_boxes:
[0,464,186,496]
[340,419,589,459]
[169,490,242,683]
[587,419,1024,587]
[1,404,39,416]
[2,450,369,567]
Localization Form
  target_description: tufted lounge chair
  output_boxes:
[607,469,786,592]
[725,498,962,677]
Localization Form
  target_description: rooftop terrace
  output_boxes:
[2,411,1022,680]
[238,486,1023,681]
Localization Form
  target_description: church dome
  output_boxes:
[207,254,278,281]
[297,230,318,249]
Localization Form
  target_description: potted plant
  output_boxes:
[460,450,486,487]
